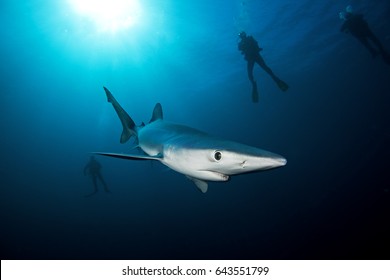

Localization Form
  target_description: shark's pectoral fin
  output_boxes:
[94,152,162,161]
[186,176,208,193]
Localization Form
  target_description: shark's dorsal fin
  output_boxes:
[149,103,163,123]
[186,176,208,193]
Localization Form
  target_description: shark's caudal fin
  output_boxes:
[103,87,137,144]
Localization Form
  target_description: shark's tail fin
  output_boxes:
[103,87,137,144]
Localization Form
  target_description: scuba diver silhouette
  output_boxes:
[339,5,390,65]
[238,31,289,103]
[83,155,110,197]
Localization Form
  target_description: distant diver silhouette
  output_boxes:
[83,155,110,197]
[238,31,289,102]
[339,5,390,65]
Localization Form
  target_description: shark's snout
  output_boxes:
[221,148,287,174]
[263,155,287,169]
[274,156,287,167]
[244,154,287,171]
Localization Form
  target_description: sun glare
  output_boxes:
[68,0,142,33]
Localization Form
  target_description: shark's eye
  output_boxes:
[214,151,222,161]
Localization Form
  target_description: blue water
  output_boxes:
[1,0,389,259]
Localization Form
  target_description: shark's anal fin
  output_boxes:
[186,176,208,193]
[94,152,162,161]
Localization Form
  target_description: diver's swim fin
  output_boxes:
[276,79,289,92]
[252,82,259,103]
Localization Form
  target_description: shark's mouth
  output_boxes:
[199,170,230,181]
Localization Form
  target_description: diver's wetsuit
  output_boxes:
[341,13,389,62]
[238,34,288,101]
[84,157,109,196]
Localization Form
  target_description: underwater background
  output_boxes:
[1,0,389,259]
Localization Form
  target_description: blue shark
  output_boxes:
[95,87,287,193]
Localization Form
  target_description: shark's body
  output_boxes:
[96,87,286,193]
